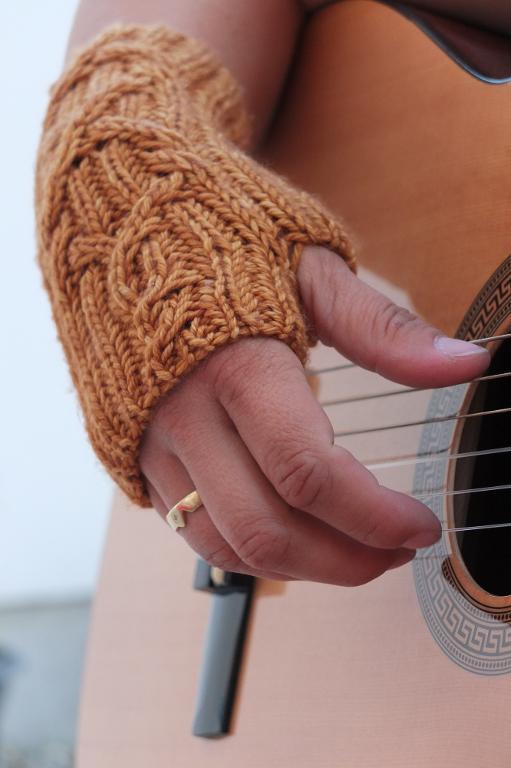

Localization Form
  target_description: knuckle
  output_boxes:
[203,339,265,407]
[272,444,330,509]
[233,521,290,572]
[373,301,421,345]
[202,337,296,409]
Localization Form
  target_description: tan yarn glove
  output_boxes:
[35,24,354,507]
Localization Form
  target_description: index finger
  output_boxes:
[206,337,441,551]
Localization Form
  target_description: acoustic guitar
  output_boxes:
[77,2,511,765]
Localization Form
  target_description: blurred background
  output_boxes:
[0,2,114,764]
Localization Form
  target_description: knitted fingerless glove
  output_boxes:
[35,24,354,507]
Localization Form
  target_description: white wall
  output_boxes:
[0,1,113,604]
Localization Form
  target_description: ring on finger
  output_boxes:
[166,490,203,530]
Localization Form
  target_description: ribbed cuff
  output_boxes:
[35,24,354,506]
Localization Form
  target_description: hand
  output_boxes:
[139,246,489,586]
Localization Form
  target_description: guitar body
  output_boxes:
[77,3,511,765]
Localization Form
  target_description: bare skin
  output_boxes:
[66,1,490,586]
[139,249,489,585]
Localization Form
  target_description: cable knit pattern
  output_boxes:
[35,24,355,507]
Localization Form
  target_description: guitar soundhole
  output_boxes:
[453,338,511,597]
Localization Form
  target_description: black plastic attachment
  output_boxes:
[192,560,255,738]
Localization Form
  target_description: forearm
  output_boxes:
[35,13,352,506]
[66,0,303,147]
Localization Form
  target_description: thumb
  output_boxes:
[298,246,490,388]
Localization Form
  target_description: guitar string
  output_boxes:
[408,518,511,561]
[308,361,356,375]
[410,521,511,560]
[307,330,511,376]
[319,370,511,408]
[441,521,511,534]
[415,486,511,536]
[314,330,511,442]
[413,482,511,500]
[381,476,511,541]
[414,520,511,560]
[378,484,511,507]
[314,330,511,542]
[363,444,511,471]
[334,404,511,438]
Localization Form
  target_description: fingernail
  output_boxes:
[434,335,488,358]
[403,528,441,549]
